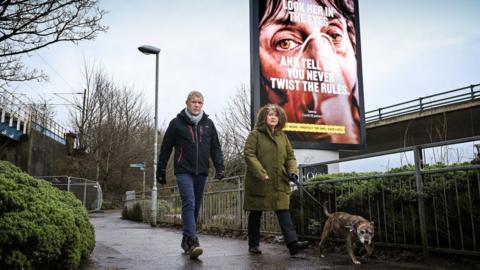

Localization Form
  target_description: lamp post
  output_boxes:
[138,44,161,226]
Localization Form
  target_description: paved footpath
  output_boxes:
[84,210,451,270]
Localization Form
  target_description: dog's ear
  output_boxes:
[370,221,374,226]
[345,224,357,233]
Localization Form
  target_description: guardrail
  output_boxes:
[365,84,480,123]
[0,89,69,144]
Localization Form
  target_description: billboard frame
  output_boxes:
[249,0,366,151]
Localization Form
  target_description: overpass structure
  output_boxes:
[341,84,480,158]
[0,89,72,175]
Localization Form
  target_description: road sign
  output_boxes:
[129,163,145,168]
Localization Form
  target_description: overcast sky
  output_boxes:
[11,0,480,130]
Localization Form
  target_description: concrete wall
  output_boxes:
[0,127,68,176]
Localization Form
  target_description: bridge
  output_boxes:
[341,84,480,157]
[0,89,102,211]
[0,89,73,175]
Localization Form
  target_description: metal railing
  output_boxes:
[125,176,282,234]
[297,136,480,256]
[0,89,69,144]
[38,176,103,212]
[124,136,480,256]
[365,84,480,123]
[0,90,30,136]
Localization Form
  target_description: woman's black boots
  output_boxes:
[287,240,310,255]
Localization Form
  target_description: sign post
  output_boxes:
[129,162,146,222]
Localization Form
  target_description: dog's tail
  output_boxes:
[322,201,331,217]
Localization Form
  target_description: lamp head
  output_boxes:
[138,45,161,55]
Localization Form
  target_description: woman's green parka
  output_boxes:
[243,123,297,211]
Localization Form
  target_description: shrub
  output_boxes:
[130,202,143,221]
[101,200,114,210]
[0,161,95,270]
[123,199,170,223]
[121,206,129,219]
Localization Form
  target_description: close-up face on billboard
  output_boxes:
[251,0,365,150]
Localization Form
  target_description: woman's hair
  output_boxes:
[255,104,287,130]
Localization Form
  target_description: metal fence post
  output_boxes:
[299,165,305,237]
[143,167,146,223]
[414,146,429,256]
[237,176,243,230]
[67,176,71,192]
[96,182,102,211]
[83,178,87,207]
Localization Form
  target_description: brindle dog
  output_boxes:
[318,203,375,265]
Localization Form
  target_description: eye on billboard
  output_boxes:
[250,0,366,150]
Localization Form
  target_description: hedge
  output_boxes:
[0,161,95,270]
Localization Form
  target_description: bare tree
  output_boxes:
[67,63,154,198]
[0,0,107,85]
[215,84,251,176]
[28,95,56,128]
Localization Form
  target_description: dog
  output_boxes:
[318,202,375,265]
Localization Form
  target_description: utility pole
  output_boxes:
[52,91,86,150]
[79,88,87,151]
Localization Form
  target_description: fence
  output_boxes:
[125,136,480,256]
[0,89,69,144]
[297,136,480,256]
[38,176,103,212]
[124,177,282,234]
[365,84,480,123]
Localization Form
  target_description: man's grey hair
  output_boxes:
[186,90,203,102]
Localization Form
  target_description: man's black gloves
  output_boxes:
[156,169,166,185]
[215,171,225,180]
[289,173,300,185]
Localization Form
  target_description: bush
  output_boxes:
[121,206,129,219]
[123,199,170,223]
[130,202,143,221]
[0,161,95,270]
[101,199,114,210]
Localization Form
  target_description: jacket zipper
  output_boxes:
[195,124,199,175]
[177,146,183,163]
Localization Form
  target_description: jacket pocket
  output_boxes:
[246,172,266,196]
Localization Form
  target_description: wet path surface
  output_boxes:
[84,210,450,270]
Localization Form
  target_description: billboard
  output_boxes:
[250,0,366,150]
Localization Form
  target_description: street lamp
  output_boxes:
[138,44,161,226]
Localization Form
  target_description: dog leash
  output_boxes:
[294,181,328,209]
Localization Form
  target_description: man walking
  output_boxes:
[157,90,224,259]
